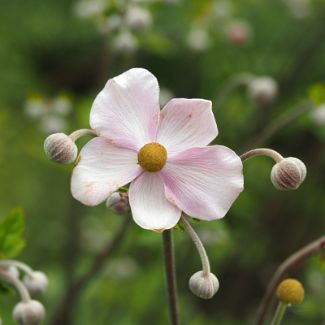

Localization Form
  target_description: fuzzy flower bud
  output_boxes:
[13,300,45,325]
[271,157,306,191]
[44,133,78,164]
[106,192,130,215]
[125,6,152,31]
[23,271,48,295]
[248,76,278,105]
[276,278,305,305]
[189,270,219,299]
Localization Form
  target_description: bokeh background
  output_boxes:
[0,0,324,324]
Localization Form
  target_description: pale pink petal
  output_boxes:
[160,146,243,220]
[71,137,141,206]
[90,68,160,150]
[157,98,218,156]
[129,173,181,231]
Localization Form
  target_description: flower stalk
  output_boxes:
[0,269,31,303]
[179,215,210,275]
[240,148,283,163]
[270,302,287,325]
[68,128,97,142]
[162,230,180,325]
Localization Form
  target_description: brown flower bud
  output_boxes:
[106,192,130,215]
[44,133,78,164]
[271,157,306,190]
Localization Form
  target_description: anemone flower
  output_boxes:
[71,68,243,231]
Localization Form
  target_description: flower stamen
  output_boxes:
[138,142,167,172]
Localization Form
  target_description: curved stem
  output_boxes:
[0,269,31,302]
[246,100,313,148]
[240,148,284,163]
[162,229,180,325]
[217,73,253,107]
[179,215,210,275]
[69,129,97,142]
[0,260,34,276]
[50,216,131,325]
[256,235,325,325]
[270,302,287,325]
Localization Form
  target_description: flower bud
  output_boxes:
[276,278,305,305]
[226,20,251,45]
[248,76,278,105]
[44,133,78,164]
[13,300,45,325]
[189,270,219,299]
[271,157,306,191]
[106,192,130,215]
[23,271,48,295]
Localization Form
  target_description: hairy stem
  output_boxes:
[69,129,97,142]
[256,235,325,325]
[50,216,131,325]
[0,269,31,302]
[240,148,283,163]
[162,230,180,325]
[179,215,210,275]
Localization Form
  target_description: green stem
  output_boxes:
[270,302,287,325]
[162,230,180,325]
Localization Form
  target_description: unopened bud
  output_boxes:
[13,300,45,325]
[189,270,219,299]
[125,6,152,31]
[23,271,48,295]
[276,278,305,305]
[271,157,306,190]
[248,76,278,105]
[106,192,130,215]
[44,133,78,164]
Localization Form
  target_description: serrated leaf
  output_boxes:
[0,208,25,259]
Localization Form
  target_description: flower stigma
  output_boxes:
[138,142,167,172]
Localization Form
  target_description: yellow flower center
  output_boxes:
[138,142,167,172]
[276,278,305,305]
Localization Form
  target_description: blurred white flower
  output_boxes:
[213,0,233,21]
[112,30,139,53]
[40,115,67,134]
[284,0,311,19]
[310,104,325,126]
[53,96,73,115]
[225,20,252,45]
[125,6,152,31]
[25,97,44,119]
[98,14,123,35]
[187,27,210,51]
[248,76,278,105]
[74,0,107,18]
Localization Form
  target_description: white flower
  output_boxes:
[71,68,243,231]
[125,6,152,31]
[310,104,325,126]
[248,76,278,105]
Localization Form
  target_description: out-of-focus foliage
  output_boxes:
[0,208,25,259]
[0,0,324,324]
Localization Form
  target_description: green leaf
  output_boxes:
[0,208,25,259]
[308,84,325,106]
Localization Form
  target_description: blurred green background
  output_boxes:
[0,0,324,324]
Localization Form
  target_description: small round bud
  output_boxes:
[125,6,152,31]
[226,20,251,45]
[13,300,45,325]
[276,278,305,305]
[23,271,48,295]
[248,76,278,105]
[44,133,78,164]
[106,192,130,215]
[271,157,306,191]
[189,270,219,299]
